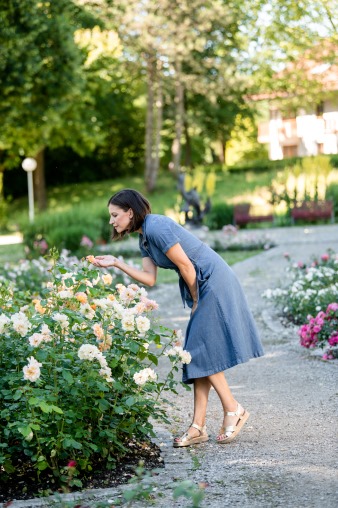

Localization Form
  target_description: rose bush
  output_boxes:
[298,303,338,360]
[0,251,190,490]
[263,249,338,324]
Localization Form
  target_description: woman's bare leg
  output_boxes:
[207,371,245,440]
[174,377,211,441]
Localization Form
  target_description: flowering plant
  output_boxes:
[298,303,338,360]
[263,249,338,324]
[0,250,190,491]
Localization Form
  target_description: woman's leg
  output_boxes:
[174,377,211,441]
[207,371,245,440]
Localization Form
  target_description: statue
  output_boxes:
[178,173,211,226]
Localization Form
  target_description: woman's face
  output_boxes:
[108,204,133,233]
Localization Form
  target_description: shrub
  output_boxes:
[263,249,338,324]
[298,303,338,360]
[21,205,111,257]
[0,251,189,490]
[204,203,234,230]
[326,182,338,217]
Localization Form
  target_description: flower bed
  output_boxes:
[263,249,338,360]
[209,225,276,251]
[0,251,189,496]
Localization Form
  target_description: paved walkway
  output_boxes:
[2,225,338,508]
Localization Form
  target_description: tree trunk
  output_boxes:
[33,149,47,211]
[183,92,192,168]
[149,69,163,192]
[171,62,184,175]
[145,55,156,192]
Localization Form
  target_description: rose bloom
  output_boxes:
[79,303,95,320]
[41,324,52,342]
[52,312,69,329]
[120,287,137,304]
[102,273,113,285]
[141,296,159,311]
[78,344,101,361]
[11,312,31,337]
[58,290,74,299]
[133,367,157,386]
[29,333,44,347]
[86,255,95,263]
[121,315,135,331]
[75,292,88,303]
[93,323,105,340]
[0,314,10,334]
[136,316,150,334]
[134,301,147,314]
[23,356,42,382]
[33,299,46,314]
[107,294,116,301]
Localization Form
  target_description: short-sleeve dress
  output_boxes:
[139,214,264,384]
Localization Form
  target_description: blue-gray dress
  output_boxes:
[139,214,264,384]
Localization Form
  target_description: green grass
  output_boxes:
[0,244,25,265]
[5,169,277,232]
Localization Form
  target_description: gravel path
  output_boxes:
[3,224,338,508]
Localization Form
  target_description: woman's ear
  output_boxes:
[129,208,133,219]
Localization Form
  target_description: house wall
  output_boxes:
[259,94,338,160]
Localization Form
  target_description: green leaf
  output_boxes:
[28,397,39,406]
[3,461,16,473]
[51,405,64,414]
[18,426,32,437]
[39,401,53,413]
[125,396,135,407]
[62,370,74,384]
[37,460,49,471]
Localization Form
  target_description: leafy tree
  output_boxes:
[0,0,102,209]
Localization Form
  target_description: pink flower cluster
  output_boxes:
[298,303,338,359]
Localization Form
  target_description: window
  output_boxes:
[283,145,298,158]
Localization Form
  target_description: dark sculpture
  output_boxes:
[178,173,211,225]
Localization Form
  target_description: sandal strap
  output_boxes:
[225,403,241,417]
[191,423,204,433]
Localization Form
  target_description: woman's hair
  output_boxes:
[107,189,151,239]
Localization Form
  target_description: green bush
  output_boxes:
[326,183,338,217]
[204,202,234,230]
[0,253,189,491]
[21,205,111,256]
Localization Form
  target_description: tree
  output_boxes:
[0,0,102,209]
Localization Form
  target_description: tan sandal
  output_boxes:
[173,423,209,448]
[217,403,250,444]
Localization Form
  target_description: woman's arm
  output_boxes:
[165,243,198,307]
[89,255,157,287]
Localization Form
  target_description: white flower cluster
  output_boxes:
[28,325,53,347]
[23,356,42,382]
[165,346,192,364]
[0,313,10,333]
[52,312,70,329]
[78,344,113,383]
[11,312,31,337]
[133,367,157,386]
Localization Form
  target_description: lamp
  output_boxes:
[22,157,37,223]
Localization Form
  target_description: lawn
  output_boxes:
[4,169,277,232]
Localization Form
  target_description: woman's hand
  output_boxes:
[86,255,118,268]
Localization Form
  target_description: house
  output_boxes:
[255,47,338,160]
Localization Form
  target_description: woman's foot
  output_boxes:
[217,403,250,444]
[173,423,208,448]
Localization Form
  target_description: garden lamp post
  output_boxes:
[22,157,37,223]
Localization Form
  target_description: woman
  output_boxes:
[89,189,264,447]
